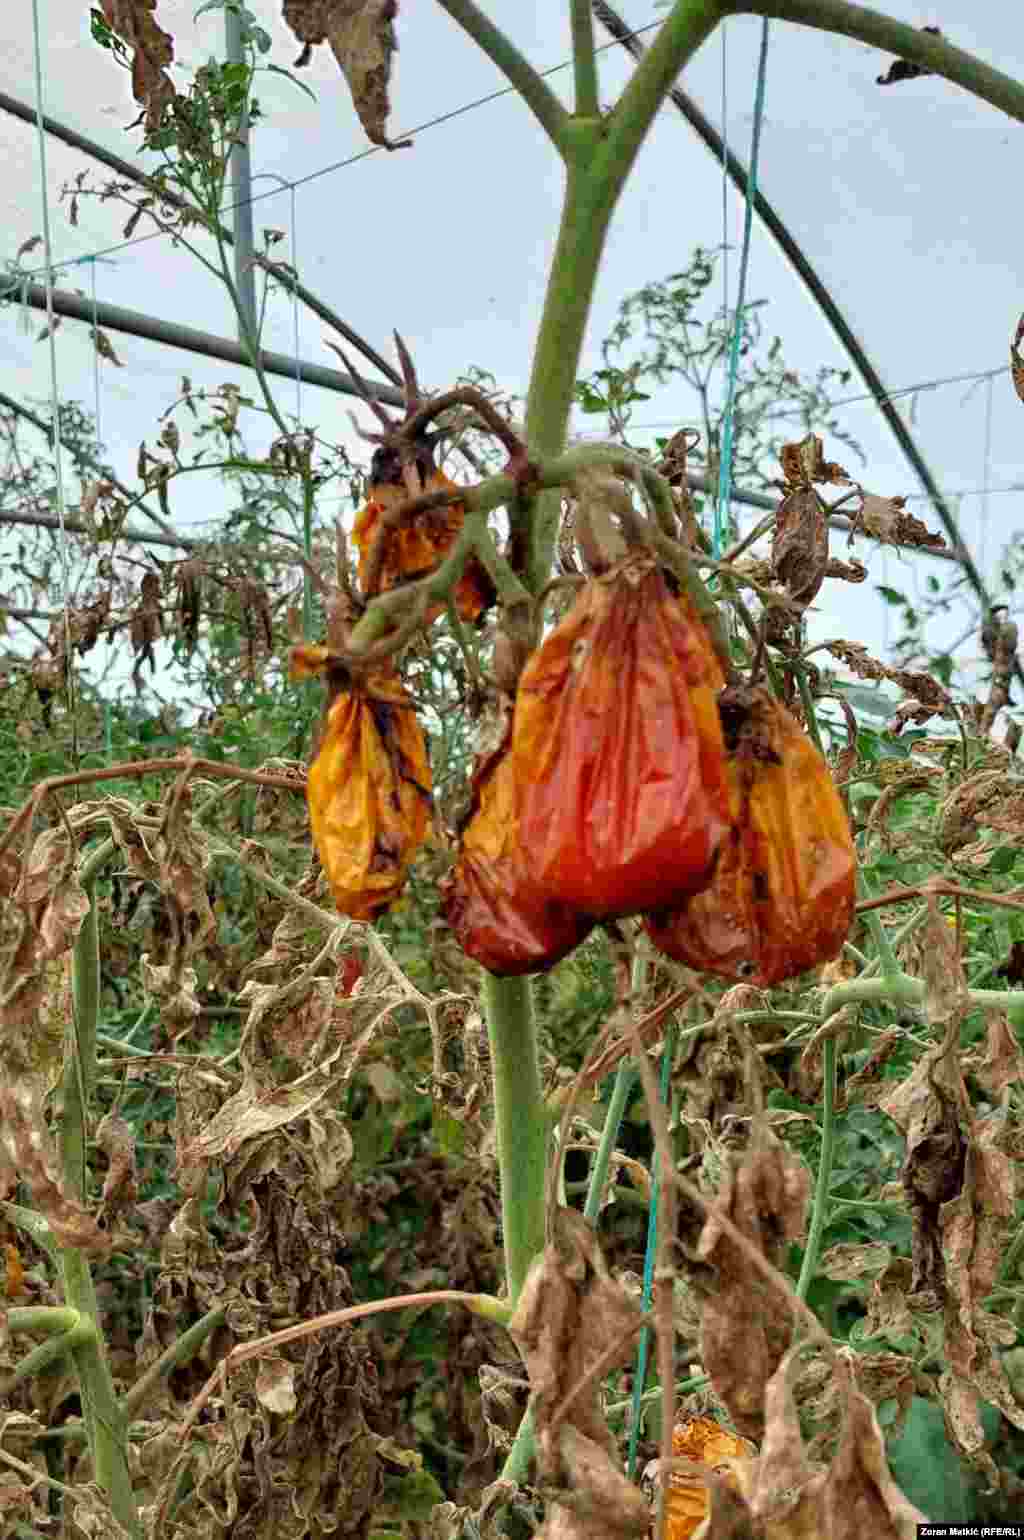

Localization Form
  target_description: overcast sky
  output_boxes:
[2,1,1021,692]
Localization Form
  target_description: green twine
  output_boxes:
[626,1022,675,1478]
[713,19,770,559]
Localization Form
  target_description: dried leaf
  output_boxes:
[772,486,829,609]
[95,1113,138,1223]
[824,641,956,728]
[509,1210,648,1540]
[100,0,177,131]
[254,1355,298,1416]
[281,0,412,150]
[92,328,123,366]
[779,434,851,489]
[819,1382,927,1536]
[876,26,941,87]
[696,1131,811,1440]
[975,1010,1024,1093]
[856,494,945,551]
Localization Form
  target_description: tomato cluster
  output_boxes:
[298,550,855,987]
[444,557,855,985]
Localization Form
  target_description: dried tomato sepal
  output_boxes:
[511,558,730,919]
[645,685,856,986]
[441,708,593,976]
[306,663,433,922]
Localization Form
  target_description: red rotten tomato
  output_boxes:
[441,704,593,975]
[511,558,730,918]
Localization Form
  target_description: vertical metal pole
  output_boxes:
[226,4,257,341]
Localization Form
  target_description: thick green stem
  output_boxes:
[571,0,601,116]
[796,1036,836,1301]
[523,0,721,591]
[483,972,547,1303]
[724,0,1024,127]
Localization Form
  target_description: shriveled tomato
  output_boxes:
[353,466,494,623]
[511,558,730,918]
[293,645,432,921]
[441,706,592,975]
[664,1417,754,1540]
[645,685,856,984]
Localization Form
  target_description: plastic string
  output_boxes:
[30,0,75,743]
[721,22,729,321]
[980,374,993,573]
[626,1021,675,1479]
[291,184,302,424]
[14,19,667,284]
[713,19,770,560]
[87,256,102,450]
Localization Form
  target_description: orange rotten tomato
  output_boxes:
[511,558,730,919]
[293,645,432,922]
[645,685,856,985]
[663,1418,755,1540]
[441,706,593,975]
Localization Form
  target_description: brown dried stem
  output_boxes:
[0,759,304,871]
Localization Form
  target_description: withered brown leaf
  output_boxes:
[876,26,941,87]
[509,1209,647,1539]
[974,1010,1024,1093]
[856,493,945,551]
[281,1,412,150]
[772,486,829,610]
[100,0,177,131]
[779,433,851,489]
[696,1132,810,1441]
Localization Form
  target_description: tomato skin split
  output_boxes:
[645,685,856,986]
[511,560,730,919]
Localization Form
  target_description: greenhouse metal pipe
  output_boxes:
[590,1,960,540]
[0,384,190,545]
[14,280,405,408]
[0,506,189,549]
[0,88,404,390]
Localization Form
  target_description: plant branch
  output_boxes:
[434,0,571,151]
[571,0,601,116]
[721,0,1024,127]
[796,1036,836,1301]
[582,1062,637,1222]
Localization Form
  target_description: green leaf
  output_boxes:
[876,584,907,606]
[262,63,318,102]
